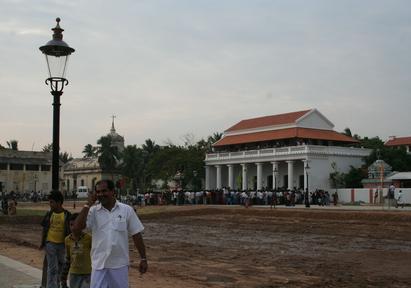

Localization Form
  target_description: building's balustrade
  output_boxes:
[206,145,370,161]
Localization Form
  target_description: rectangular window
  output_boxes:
[0,163,7,170]
[10,164,24,170]
[41,165,51,171]
[26,164,39,171]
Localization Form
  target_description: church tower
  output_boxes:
[108,116,125,153]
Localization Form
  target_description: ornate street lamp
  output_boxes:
[305,162,310,208]
[39,18,75,191]
[273,166,278,191]
[34,174,38,193]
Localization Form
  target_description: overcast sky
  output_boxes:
[1,0,410,157]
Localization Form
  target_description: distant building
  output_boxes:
[62,119,124,196]
[361,159,393,189]
[205,109,371,191]
[385,136,411,153]
[0,149,55,195]
[386,172,411,188]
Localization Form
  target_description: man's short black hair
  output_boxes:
[48,190,64,204]
[95,179,115,191]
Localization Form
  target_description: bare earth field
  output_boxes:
[1,205,411,288]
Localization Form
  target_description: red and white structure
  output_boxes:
[205,109,371,191]
[385,136,411,154]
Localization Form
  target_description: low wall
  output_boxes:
[336,188,411,204]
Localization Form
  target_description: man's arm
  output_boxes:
[71,193,96,233]
[132,232,148,274]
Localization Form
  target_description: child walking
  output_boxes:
[61,213,92,288]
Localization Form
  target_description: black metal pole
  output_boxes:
[305,171,310,208]
[51,90,62,191]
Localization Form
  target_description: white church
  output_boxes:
[205,109,371,191]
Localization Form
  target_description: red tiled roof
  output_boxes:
[213,127,357,147]
[225,109,311,132]
[385,136,411,146]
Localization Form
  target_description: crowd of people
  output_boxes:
[126,187,338,208]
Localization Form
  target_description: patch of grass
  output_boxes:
[15,208,48,216]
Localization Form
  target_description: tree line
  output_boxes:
[2,128,410,190]
[83,133,222,193]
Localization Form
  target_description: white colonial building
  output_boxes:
[0,150,55,194]
[205,109,371,191]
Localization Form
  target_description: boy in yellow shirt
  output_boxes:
[61,213,92,288]
[40,191,71,288]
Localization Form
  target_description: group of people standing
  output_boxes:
[39,179,148,288]
[133,187,338,208]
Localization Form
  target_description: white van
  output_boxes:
[76,186,89,198]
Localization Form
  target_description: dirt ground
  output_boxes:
[1,205,411,288]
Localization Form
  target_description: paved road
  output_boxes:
[0,255,41,288]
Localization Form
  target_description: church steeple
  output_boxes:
[107,115,124,153]
[110,115,116,134]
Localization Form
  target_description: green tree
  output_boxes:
[342,128,352,137]
[42,144,53,152]
[7,140,18,150]
[120,145,144,193]
[59,151,73,164]
[329,162,345,190]
[97,136,119,174]
[42,143,72,163]
[82,144,97,158]
[344,166,367,188]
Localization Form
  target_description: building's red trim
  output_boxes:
[385,136,411,146]
[213,127,358,147]
[225,110,311,132]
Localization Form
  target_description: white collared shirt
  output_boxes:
[86,200,144,270]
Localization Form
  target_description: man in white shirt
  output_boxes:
[72,179,147,288]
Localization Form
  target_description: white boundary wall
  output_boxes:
[336,188,411,204]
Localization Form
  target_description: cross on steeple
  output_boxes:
[111,115,116,133]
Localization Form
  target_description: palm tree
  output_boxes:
[97,136,119,175]
[42,143,72,163]
[205,132,222,152]
[59,151,73,163]
[7,140,18,150]
[142,139,159,156]
[343,128,352,137]
[42,143,53,152]
[82,144,97,158]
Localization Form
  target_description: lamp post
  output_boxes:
[34,174,38,193]
[272,167,278,209]
[305,162,310,208]
[39,18,75,192]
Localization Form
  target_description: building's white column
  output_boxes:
[241,163,248,190]
[227,164,234,189]
[271,161,279,190]
[205,166,211,190]
[216,165,222,189]
[256,163,263,190]
[286,160,294,190]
